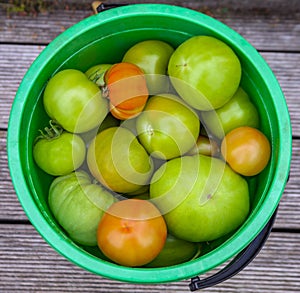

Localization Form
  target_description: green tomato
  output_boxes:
[43,69,108,133]
[87,127,154,194]
[201,87,260,139]
[150,154,249,242]
[48,171,115,246]
[136,94,200,160]
[122,40,174,94]
[187,135,220,157]
[168,36,241,110]
[85,64,112,87]
[33,124,86,176]
[144,234,200,267]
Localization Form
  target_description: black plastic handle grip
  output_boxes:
[189,208,278,291]
[95,2,127,13]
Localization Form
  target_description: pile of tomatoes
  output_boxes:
[33,36,271,268]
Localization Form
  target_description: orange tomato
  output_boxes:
[104,62,149,119]
[97,199,167,267]
[221,126,271,176]
[109,101,145,120]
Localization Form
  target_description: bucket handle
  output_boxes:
[189,207,278,291]
[92,1,127,13]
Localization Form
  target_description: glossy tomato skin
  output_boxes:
[150,154,249,242]
[49,171,115,246]
[136,94,200,160]
[122,40,174,94]
[87,127,153,194]
[104,62,149,119]
[33,132,86,176]
[97,199,167,267]
[43,69,108,133]
[168,36,241,110]
[201,87,260,139]
[221,126,271,176]
[144,234,199,268]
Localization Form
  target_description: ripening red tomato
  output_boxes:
[221,126,271,176]
[104,62,149,119]
[97,199,167,267]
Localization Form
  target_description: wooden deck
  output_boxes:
[0,0,299,292]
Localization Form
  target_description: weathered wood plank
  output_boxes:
[0,130,28,220]
[0,224,299,292]
[260,52,300,137]
[1,129,299,229]
[1,45,299,135]
[0,0,300,51]
[274,138,300,229]
[0,44,45,130]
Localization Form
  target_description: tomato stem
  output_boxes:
[35,120,63,142]
[89,70,106,87]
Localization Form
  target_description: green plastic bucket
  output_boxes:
[7,3,291,286]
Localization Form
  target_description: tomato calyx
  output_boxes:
[88,70,107,87]
[35,120,63,142]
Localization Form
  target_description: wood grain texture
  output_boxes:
[0,0,300,51]
[0,224,299,292]
[0,44,45,131]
